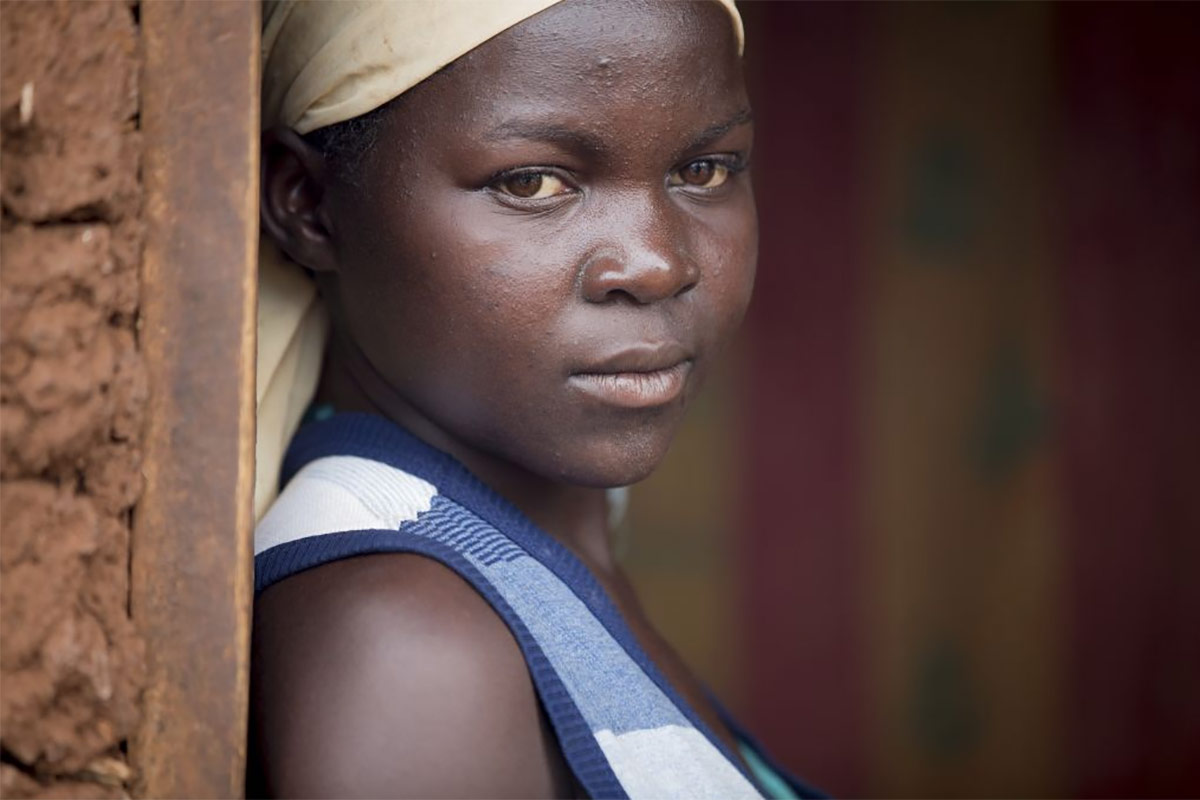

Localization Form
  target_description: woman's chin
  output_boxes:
[545,428,678,489]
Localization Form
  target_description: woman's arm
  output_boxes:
[250,553,573,798]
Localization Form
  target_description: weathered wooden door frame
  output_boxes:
[131,3,259,797]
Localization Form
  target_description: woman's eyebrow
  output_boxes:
[484,120,606,158]
[483,108,753,160]
[686,108,754,152]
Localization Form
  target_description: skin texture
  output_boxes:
[252,1,756,796]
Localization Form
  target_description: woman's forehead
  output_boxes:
[501,0,740,61]
[401,0,746,137]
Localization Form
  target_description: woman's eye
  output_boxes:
[495,171,570,200]
[670,159,730,190]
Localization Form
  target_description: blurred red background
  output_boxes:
[623,3,1200,797]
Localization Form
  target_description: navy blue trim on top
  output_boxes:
[255,528,628,800]
[280,412,764,791]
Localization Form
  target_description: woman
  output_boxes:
[251,1,821,797]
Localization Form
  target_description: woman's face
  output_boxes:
[321,0,755,488]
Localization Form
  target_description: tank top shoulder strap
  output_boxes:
[254,413,820,799]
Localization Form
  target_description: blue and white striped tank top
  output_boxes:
[254,412,823,799]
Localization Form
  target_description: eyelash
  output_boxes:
[485,154,748,208]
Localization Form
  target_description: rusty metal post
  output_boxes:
[132,2,259,797]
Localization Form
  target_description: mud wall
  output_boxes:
[1,2,146,797]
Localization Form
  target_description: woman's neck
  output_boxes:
[316,333,620,575]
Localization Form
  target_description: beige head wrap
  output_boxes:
[257,0,746,519]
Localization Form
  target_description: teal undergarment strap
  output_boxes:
[740,741,801,800]
[300,402,337,426]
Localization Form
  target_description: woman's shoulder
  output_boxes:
[250,552,573,797]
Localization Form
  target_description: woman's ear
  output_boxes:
[260,126,339,273]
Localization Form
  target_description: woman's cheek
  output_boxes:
[708,212,757,302]
[728,197,759,304]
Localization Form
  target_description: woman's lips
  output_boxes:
[568,359,692,408]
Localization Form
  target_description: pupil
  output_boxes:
[687,162,714,185]
[509,174,542,197]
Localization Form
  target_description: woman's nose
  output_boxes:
[576,194,700,307]
[579,204,699,305]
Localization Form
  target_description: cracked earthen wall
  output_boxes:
[1,2,146,797]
